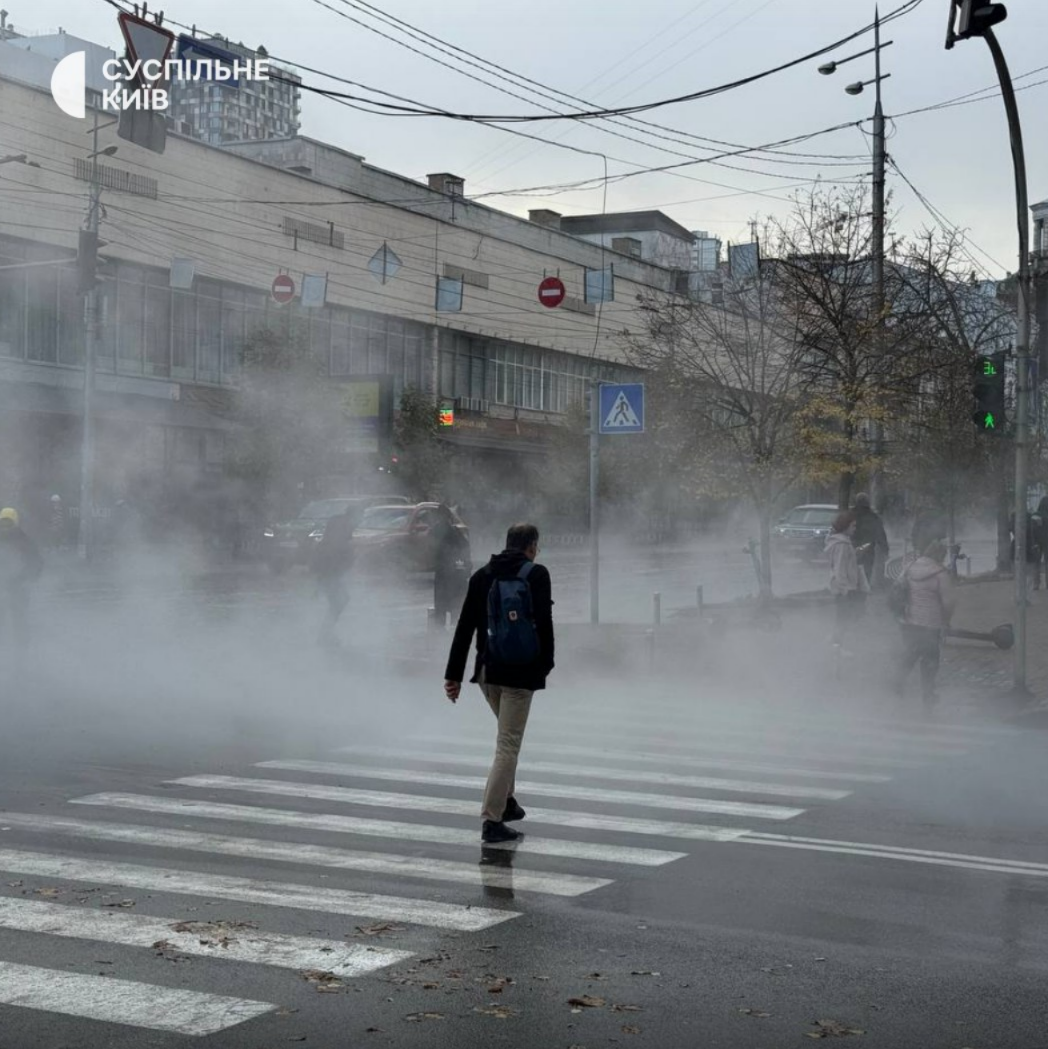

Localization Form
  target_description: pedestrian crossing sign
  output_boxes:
[599,383,645,434]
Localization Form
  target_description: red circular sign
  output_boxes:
[537,276,566,308]
[271,274,296,304]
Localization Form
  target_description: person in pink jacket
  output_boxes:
[893,539,955,707]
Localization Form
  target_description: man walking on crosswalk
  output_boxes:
[444,523,555,843]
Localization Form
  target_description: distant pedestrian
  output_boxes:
[313,506,356,646]
[444,523,555,844]
[892,539,954,709]
[1008,510,1040,601]
[852,493,889,588]
[825,511,869,655]
[432,505,471,626]
[1035,497,1048,590]
[0,508,43,654]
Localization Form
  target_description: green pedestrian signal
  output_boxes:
[972,353,1006,435]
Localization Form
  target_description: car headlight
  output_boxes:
[263,529,275,538]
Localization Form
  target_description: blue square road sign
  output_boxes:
[599,383,645,434]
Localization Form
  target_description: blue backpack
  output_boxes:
[486,562,540,667]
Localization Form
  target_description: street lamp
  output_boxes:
[818,8,891,510]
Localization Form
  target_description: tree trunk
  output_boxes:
[838,471,855,511]
[758,506,774,602]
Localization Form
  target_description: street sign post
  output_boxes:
[599,383,645,434]
[271,274,296,304]
[537,276,566,308]
[118,12,175,88]
[590,382,647,623]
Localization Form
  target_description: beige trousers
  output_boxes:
[479,670,534,822]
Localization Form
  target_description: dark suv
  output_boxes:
[772,504,839,560]
[261,495,410,572]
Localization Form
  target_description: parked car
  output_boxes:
[772,503,839,560]
[353,502,469,572]
[261,494,411,572]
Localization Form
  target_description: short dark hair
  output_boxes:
[832,511,856,534]
[506,523,540,551]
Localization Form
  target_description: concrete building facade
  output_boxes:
[0,75,676,537]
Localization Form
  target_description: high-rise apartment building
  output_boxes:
[166,39,301,145]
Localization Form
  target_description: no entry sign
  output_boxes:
[537,276,566,308]
[271,274,296,304]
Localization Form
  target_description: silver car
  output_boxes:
[772,503,839,560]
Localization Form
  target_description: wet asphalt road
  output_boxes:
[2,542,1044,1048]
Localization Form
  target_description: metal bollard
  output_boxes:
[697,585,704,616]
[653,592,662,627]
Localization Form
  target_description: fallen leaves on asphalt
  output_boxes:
[487,976,513,994]
[739,1008,772,1018]
[807,1018,866,1038]
[611,1004,643,1013]
[301,969,344,993]
[568,995,606,1011]
[621,1025,642,1035]
[354,922,406,937]
[404,1011,445,1022]
[630,970,660,976]
[473,1004,517,1019]
[101,899,136,909]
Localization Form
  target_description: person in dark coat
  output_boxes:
[432,505,471,626]
[313,507,356,646]
[1008,509,1041,601]
[444,523,554,844]
[1035,497,1048,590]
[0,508,43,652]
[852,492,889,588]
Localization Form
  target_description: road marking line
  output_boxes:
[167,776,757,840]
[386,739,892,784]
[0,960,272,1036]
[327,748,852,800]
[0,895,411,975]
[528,716,971,758]
[469,728,929,768]
[0,813,610,898]
[255,761,804,820]
[0,848,516,931]
[735,832,1048,877]
[71,794,684,867]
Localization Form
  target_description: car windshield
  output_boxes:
[784,508,837,526]
[298,500,353,521]
[360,507,413,531]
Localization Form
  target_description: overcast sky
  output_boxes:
[24,0,1048,276]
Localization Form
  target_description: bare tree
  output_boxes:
[625,261,805,599]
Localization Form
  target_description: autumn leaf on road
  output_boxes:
[807,1018,866,1038]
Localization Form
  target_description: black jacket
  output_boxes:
[853,505,888,554]
[0,527,43,588]
[444,549,554,691]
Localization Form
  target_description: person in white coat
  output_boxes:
[825,510,870,654]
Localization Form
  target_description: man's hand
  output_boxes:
[444,680,461,703]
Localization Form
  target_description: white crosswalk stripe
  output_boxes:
[0,848,516,931]
[250,762,806,820]
[0,960,273,1036]
[70,793,686,866]
[0,895,412,975]
[324,748,853,800]
[386,739,893,783]
[168,773,788,828]
[0,812,611,897]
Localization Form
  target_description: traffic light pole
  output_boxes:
[78,109,101,561]
[974,27,1031,694]
[869,10,887,510]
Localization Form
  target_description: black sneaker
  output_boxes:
[501,796,526,823]
[482,820,519,844]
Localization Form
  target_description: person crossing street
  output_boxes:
[443,523,555,844]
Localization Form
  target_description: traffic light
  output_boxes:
[972,352,1006,433]
[946,1,1007,47]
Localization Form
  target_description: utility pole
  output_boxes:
[78,109,103,561]
[589,381,601,624]
[946,0,1031,694]
[818,8,891,508]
